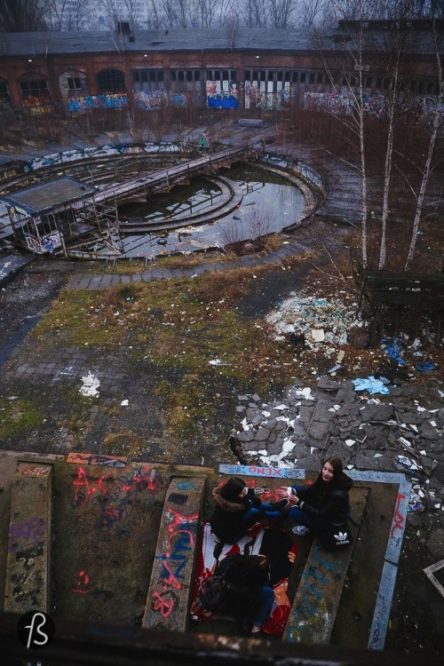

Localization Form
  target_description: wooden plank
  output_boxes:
[283,487,368,645]
[142,476,205,632]
[4,462,52,613]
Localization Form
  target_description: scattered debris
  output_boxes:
[352,376,390,395]
[79,372,100,398]
[381,337,405,366]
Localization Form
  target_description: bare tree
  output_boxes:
[404,19,443,269]
[0,0,47,31]
[269,0,295,28]
[313,0,372,268]
[44,0,86,30]
[243,0,268,28]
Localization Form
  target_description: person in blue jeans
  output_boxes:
[215,553,274,634]
[210,477,288,545]
[288,457,352,539]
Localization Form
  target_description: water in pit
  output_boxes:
[116,163,305,258]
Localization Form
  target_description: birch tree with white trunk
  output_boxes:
[404,20,443,270]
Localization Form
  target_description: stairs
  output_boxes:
[0,454,407,652]
[283,487,368,644]
[4,462,53,613]
[142,476,206,632]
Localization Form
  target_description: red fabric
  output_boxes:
[190,523,299,637]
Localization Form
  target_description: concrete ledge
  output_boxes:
[284,486,368,644]
[142,476,205,632]
[4,462,53,613]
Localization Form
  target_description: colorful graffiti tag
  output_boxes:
[67,93,128,113]
[151,507,198,619]
[206,81,239,109]
[245,82,290,111]
[71,464,159,533]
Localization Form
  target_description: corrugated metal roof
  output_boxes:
[2,177,95,214]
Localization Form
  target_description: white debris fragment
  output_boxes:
[282,438,297,453]
[309,328,325,342]
[121,399,129,406]
[209,358,231,366]
[345,439,356,447]
[295,387,314,400]
[79,372,100,397]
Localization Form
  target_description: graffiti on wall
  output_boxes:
[206,81,239,109]
[24,230,62,255]
[151,506,198,619]
[24,142,181,172]
[244,81,290,111]
[134,90,168,110]
[135,89,203,110]
[304,90,444,122]
[67,93,128,113]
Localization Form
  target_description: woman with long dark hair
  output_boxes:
[210,476,287,545]
[288,457,353,546]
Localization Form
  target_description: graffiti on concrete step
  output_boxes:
[72,569,91,595]
[67,452,127,467]
[8,517,45,553]
[390,492,407,538]
[20,465,51,477]
[152,589,179,618]
[71,464,159,533]
[219,464,305,479]
[151,507,198,619]
[176,480,195,491]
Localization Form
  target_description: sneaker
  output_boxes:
[292,525,311,536]
[270,498,289,510]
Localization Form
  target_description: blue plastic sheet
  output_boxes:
[415,360,438,373]
[381,337,405,365]
[352,376,390,395]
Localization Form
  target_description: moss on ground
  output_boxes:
[30,265,302,450]
[0,398,42,439]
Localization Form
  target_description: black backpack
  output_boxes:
[199,575,230,611]
[319,523,353,551]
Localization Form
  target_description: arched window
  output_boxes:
[19,77,49,99]
[59,71,88,98]
[96,69,126,93]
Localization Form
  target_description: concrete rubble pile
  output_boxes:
[265,292,365,356]
[230,377,444,526]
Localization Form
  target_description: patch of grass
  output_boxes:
[0,398,42,439]
[30,264,303,448]
[103,430,145,456]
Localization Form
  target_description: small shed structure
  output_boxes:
[2,177,97,254]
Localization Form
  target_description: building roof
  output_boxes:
[2,177,95,214]
[0,24,440,59]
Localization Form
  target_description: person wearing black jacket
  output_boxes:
[288,457,352,542]
[210,477,287,545]
[210,554,274,634]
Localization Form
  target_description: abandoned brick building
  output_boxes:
[0,19,442,116]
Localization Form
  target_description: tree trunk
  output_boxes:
[404,34,443,271]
